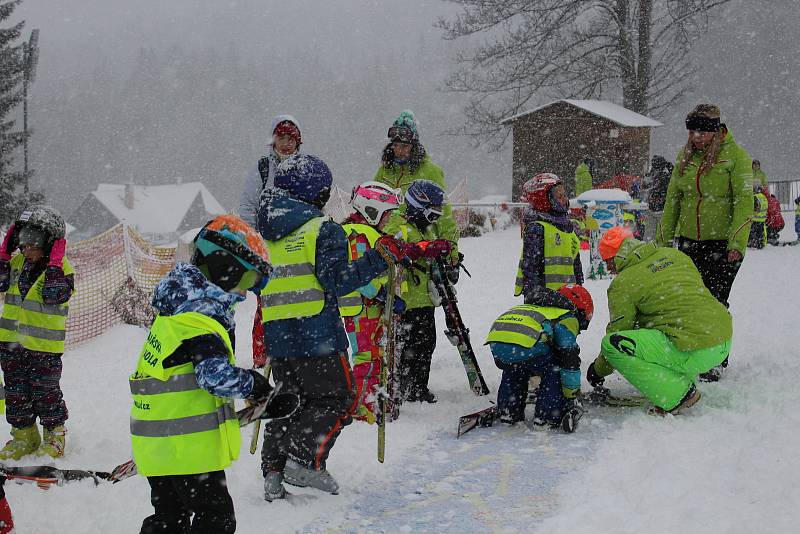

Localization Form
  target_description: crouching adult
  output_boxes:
[587,227,733,415]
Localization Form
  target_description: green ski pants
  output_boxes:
[600,329,731,410]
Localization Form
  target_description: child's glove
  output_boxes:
[42,266,70,305]
[48,238,67,268]
[246,369,274,404]
[375,236,412,265]
[416,240,452,259]
[0,224,16,261]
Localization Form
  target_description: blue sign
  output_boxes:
[592,208,614,220]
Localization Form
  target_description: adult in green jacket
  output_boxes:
[587,229,732,415]
[752,159,769,190]
[574,159,594,196]
[373,110,460,268]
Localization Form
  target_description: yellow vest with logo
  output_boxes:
[485,305,570,348]
[261,216,327,321]
[0,254,73,353]
[338,223,384,317]
[130,312,241,476]
[753,193,768,223]
[514,222,580,295]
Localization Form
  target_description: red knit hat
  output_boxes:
[599,226,633,261]
[273,120,302,145]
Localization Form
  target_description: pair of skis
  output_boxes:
[430,257,490,396]
[456,387,647,437]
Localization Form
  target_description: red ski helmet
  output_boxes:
[522,173,562,212]
[557,284,594,331]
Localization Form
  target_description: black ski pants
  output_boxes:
[397,306,437,399]
[260,352,355,474]
[140,471,235,534]
[677,238,742,308]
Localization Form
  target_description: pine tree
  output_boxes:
[0,0,39,226]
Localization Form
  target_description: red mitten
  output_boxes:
[48,237,67,267]
[418,239,452,258]
[0,224,15,261]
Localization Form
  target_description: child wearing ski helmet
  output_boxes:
[382,179,453,403]
[256,154,420,501]
[0,205,73,460]
[586,227,732,415]
[486,284,593,432]
[515,173,583,304]
[340,182,404,424]
[374,110,461,277]
[131,215,277,533]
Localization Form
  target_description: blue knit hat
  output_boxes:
[274,154,333,205]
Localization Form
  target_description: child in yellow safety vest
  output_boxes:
[515,173,584,303]
[0,206,73,461]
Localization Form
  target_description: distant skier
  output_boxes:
[574,157,594,197]
[382,180,453,403]
[748,184,768,249]
[514,173,583,302]
[257,155,422,501]
[130,215,276,533]
[765,191,785,246]
[0,206,73,461]
[586,227,733,415]
[485,285,593,431]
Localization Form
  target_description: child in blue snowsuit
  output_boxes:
[486,285,593,430]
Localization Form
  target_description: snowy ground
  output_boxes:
[5,223,800,533]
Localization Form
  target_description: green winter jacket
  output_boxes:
[374,154,460,263]
[382,213,439,310]
[606,239,732,352]
[575,163,593,196]
[656,129,753,254]
[753,169,769,189]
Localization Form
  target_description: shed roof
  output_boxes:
[500,99,663,127]
[91,182,226,234]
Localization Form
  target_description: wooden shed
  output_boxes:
[500,99,662,199]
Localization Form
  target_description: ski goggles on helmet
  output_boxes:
[17,227,48,249]
[194,229,271,292]
[387,126,415,144]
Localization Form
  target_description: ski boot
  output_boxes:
[560,400,585,433]
[35,426,66,458]
[283,459,340,494]
[698,365,722,382]
[0,425,41,460]
[648,386,702,417]
[264,471,287,502]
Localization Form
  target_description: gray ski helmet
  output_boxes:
[16,205,66,243]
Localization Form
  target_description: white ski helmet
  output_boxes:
[350,181,402,226]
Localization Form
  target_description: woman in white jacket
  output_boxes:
[238,114,302,227]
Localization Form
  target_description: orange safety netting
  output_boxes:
[64,224,176,348]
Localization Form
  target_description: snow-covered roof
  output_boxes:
[576,188,632,203]
[500,99,663,127]
[91,182,226,234]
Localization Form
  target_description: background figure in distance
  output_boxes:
[574,157,594,197]
[748,184,768,249]
[655,104,753,382]
[765,190,785,245]
[751,159,769,192]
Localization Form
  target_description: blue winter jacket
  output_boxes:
[151,263,255,399]
[257,189,388,359]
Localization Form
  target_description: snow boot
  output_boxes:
[649,386,702,416]
[406,389,437,404]
[36,426,66,458]
[264,471,287,502]
[698,365,723,382]
[0,425,41,460]
[283,459,340,494]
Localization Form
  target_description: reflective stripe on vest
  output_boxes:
[514,222,580,295]
[129,312,241,476]
[754,193,768,223]
[485,305,570,348]
[338,223,383,317]
[261,216,327,321]
[0,254,73,353]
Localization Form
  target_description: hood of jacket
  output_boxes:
[614,238,659,272]
[258,188,325,241]
[268,114,301,144]
[151,263,244,330]
[522,208,573,232]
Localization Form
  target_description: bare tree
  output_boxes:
[438,0,731,148]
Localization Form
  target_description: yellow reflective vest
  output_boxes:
[338,223,384,317]
[261,216,327,321]
[514,221,580,295]
[753,193,768,223]
[130,312,241,476]
[485,305,570,348]
[0,254,73,353]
